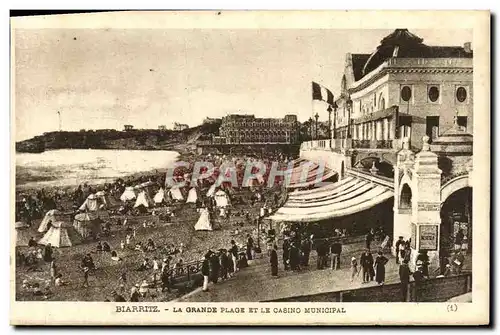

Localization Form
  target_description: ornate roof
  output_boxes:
[357,29,473,80]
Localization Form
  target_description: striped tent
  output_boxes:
[269,177,393,223]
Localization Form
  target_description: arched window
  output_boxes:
[379,93,386,110]
[400,184,412,209]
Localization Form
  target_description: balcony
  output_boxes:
[352,139,397,150]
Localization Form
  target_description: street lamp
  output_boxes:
[314,113,319,140]
[327,105,333,148]
[346,97,353,139]
[308,117,313,140]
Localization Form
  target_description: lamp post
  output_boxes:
[327,105,333,148]
[346,98,353,139]
[308,117,313,140]
[314,113,319,140]
[332,102,338,140]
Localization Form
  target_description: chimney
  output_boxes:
[464,42,472,53]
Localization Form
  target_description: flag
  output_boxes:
[312,82,334,105]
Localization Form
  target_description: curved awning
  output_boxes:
[269,177,394,223]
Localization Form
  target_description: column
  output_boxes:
[410,136,442,270]
[393,138,416,257]
[383,118,389,140]
[376,120,383,140]
[389,117,395,140]
[372,121,376,140]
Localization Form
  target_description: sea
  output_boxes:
[15,149,180,189]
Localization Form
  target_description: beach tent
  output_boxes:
[134,190,154,208]
[38,221,83,248]
[186,187,198,204]
[15,221,31,247]
[79,194,100,212]
[194,208,213,231]
[154,188,166,204]
[168,186,184,201]
[214,190,230,208]
[206,184,217,198]
[73,212,101,239]
[38,209,65,233]
[95,191,109,207]
[120,187,137,202]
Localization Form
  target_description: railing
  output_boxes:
[266,272,472,302]
[300,139,344,151]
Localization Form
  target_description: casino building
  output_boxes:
[278,29,474,269]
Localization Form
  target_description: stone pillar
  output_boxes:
[384,118,389,140]
[376,120,382,140]
[393,137,415,256]
[389,117,395,140]
[372,121,376,140]
[410,136,442,271]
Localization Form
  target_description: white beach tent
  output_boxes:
[38,209,65,233]
[169,186,184,201]
[120,187,137,202]
[154,188,166,204]
[214,190,229,208]
[186,187,198,204]
[38,221,83,248]
[79,194,100,212]
[95,190,109,207]
[194,208,213,231]
[73,212,101,239]
[134,190,153,208]
[206,184,217,198]
[15,221,31,247]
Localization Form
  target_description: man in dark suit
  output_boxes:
[399,259,411,302]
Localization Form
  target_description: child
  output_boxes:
[351,256,359,282]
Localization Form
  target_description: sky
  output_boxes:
[14,28,472,141]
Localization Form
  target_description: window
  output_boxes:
[428,86,440,103]
[457,116,467,131]
[426,116,440,142]
[401,86,412,102]
[373,93,377,107]
[456,86,468,103]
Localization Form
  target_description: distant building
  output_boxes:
[219,114,299,144]
[124,125,134,131]
[158,125,167,131]
[203,117,221,124]
[173,123,189,131]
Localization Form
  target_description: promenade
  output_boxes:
[177,240,402,302]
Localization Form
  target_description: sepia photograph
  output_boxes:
[10,10,490,325]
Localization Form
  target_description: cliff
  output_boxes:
[16,121,222,153]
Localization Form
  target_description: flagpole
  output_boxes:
[311,83,314,142]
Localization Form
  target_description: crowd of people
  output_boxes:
[15,150,294,301]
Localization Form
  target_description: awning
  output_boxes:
[284,160,337,189]
[269,177,394,223]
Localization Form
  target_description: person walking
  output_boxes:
[360,249,374,283]
[395,236,405,264]
[374,251,388,285]
[330,239,342,270]
[454,228,464,252]
[209,251,220,284]
[201,254,210,292]
[399,259,411,302]
[270,244,278,277]
[49,260,57,281]
[282,237,290,271]
[246,234,254,261]
[229,240,239,273]
[350,256,359,282]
